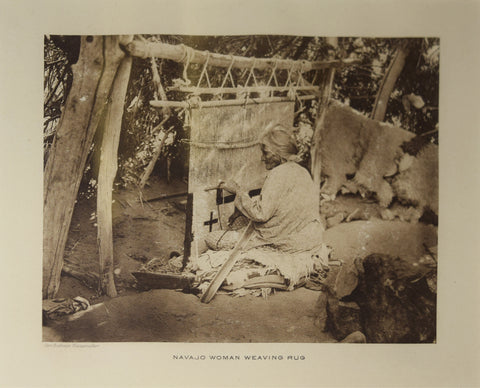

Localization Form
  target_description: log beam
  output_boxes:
[123,40,358,72]
[167,85,321,95]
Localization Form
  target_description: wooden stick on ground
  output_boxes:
[143,191,188,202]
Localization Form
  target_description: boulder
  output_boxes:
[317,252,436,343]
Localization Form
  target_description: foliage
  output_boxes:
[333,37,439,140]
[43,36,75,164]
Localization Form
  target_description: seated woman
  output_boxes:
[221,124,324,254]
[188,124,328,292]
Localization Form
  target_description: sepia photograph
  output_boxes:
[1,1,479,387]
[42,35,439,343]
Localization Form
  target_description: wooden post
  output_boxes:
[43,36,126,299]
[97,53,133,297]
[310,38,338,188]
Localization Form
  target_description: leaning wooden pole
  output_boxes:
[311,38,338,188]
[138,125,172,189]
[310,69,335,187]
[97,53,133,297]
[371,40,410,121]
[43,36,126,299]
[138,57,171,189]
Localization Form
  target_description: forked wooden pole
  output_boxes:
[97,52,133,297]
[43,36,126,299]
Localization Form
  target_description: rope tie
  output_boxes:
[244,58,258,87]
[311,70,319,85]
[180,44,195,85]
[197,51,211,88]
[217,55,236,101]
[251,59,258,87]
[266,59,278,87]
[266,59,279,97]
[295,61,306,87]
[220,55,235,89]
[286,60,297,100]
[285,59,296,87]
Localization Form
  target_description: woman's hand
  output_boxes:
[228,207,245,227]
[219,180,241,194]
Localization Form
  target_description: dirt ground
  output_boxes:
[44,177,437,342]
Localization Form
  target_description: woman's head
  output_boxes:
[260,124,299,170]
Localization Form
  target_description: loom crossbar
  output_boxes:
[123,40,358,72]
[150,95,317,109]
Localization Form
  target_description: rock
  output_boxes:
[353,254,436,343]
[326,212,345,228]
[318,252,436,343]
[314,292,328,331]
[334,258,363,299]
[340,331,367,343]
[380,208,395,221]
[380,204,423,223]
[326,296,363,341]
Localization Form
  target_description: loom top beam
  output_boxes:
[123,40,358,72]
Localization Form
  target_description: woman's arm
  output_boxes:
[232,170,283,223]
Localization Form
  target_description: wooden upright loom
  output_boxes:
[132,39,356,265]
[186,102,295,256]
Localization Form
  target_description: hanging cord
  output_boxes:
[150,57,171,117]
[292,61,306,107]
[295,61,306,87]
[197,51,211,88]
[179,44,195,86]
[218,55,236,100]
[220,55,236,89]
[244,58,258,88]
[311,70,319,86]
[266,59,279,97]
[285,60,298,101]
[242,58,258,106]
[180,106,191,129]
